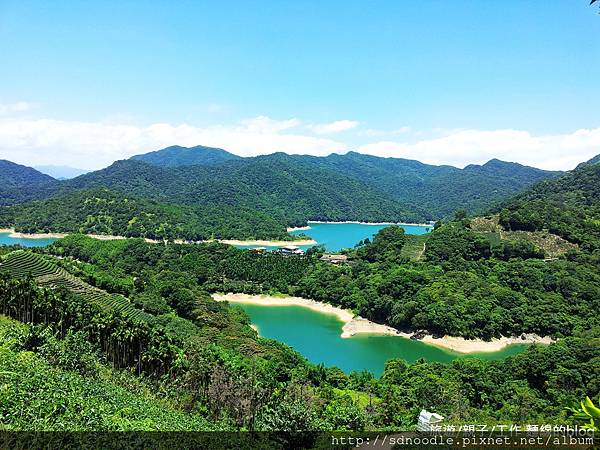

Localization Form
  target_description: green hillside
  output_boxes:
[497,157,600,251]
[0,188,293,241]
[131,144,242,167]
[62,155,425,224]
[0,160,59,206]
[314,152,558,218]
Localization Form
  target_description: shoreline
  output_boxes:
[218,238,317,246]
[0,228,314,247]
[1,228,160,243]
[213,292,552,353]
[286,226,312,232]
[306,220,433,228]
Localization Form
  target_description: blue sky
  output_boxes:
[1,0,599,170]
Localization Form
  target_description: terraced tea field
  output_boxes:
[0,250,152,322]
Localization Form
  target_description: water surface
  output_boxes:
[0,232,58,248]
[233,302,528,376]
[290,222,431,252]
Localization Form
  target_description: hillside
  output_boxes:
[0,160,59,206]
[0,147,562,238]
[313,152,558,218]
[129,147,559,219]
[131,144,241,167]
[62,155,425,224]
[497,155,600,251]
[0,188,292,241]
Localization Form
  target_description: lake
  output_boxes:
[290,222,431,251]
[0,232,58,248]
[0,222,432,252]
[232,302,528,376]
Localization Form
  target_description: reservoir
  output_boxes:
[0,222,431,252]
[232,301,529,376]
[290,222,431,251]
[0,232,58,248]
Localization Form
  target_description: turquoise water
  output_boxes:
[0,232,58,248]
[0,222,431,252]
[290,222,431,252]
[237,222,432,252]
[233,302,528,376]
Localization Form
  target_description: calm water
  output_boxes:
[0,222,432,252]
[0,232,58,248]
[289,222,431,252]
[233,302,528,376]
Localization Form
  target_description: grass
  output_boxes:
[401,234,429,261]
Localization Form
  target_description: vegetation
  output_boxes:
[0,245,598,433]
[1,150,599,433]
[498,161,600,252]
[131,144,241,167]
[0,188,294,241]
[0,160,59,206]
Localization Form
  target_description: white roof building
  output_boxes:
[417,409,444,432]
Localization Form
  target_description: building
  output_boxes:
[417,409,444,432]
[319,254,349,264]
[279,245,305,255]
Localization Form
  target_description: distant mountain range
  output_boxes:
[34,165,90,180]
[131,145,241,167]
[0,145,581,240]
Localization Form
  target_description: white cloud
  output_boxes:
[392,126,411,135]
[240,116,301,133]
[358,128,600,171]
[309,120,359,134]
[0,102,36,115]
[0,116,345,170]
[0,110,598,172]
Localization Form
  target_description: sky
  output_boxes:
[0,0,599,171]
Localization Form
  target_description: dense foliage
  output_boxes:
[498,162,600,252]
[315,153,558,219]
[0,188,294,241]
[0,160,59,206]
[1,244,598,432]
[131,144,241,167]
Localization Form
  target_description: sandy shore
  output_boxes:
[213,292,397,338]
[287,226,312,232]
[6,230,68,239]
[307,220,432,227]
[1,228,311,247]
[213,292,552,353]
[419,334,553,353]
[218,238,317,246]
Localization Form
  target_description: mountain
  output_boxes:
[497,155,600,251]
[62,154,426,224]
[122,148,559,220]
[0,188,291,241]
[309,152,559,218]
[0,160,59,206]
[130,145,241,167]
[0,148,562,238]
[576,153,600,169]
[35,165,90,180]
[0,160,55,187]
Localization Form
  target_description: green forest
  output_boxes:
[0,188,294,241]
[0,152,599,439]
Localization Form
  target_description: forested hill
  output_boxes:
[61,155,426,224]
[125,146,559,219]
[130,145,241,167]
[312,152,558,218]
[0,146,561,235]
[0,188,293,241]
[0,160,59,206]
[497,154,600,251]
